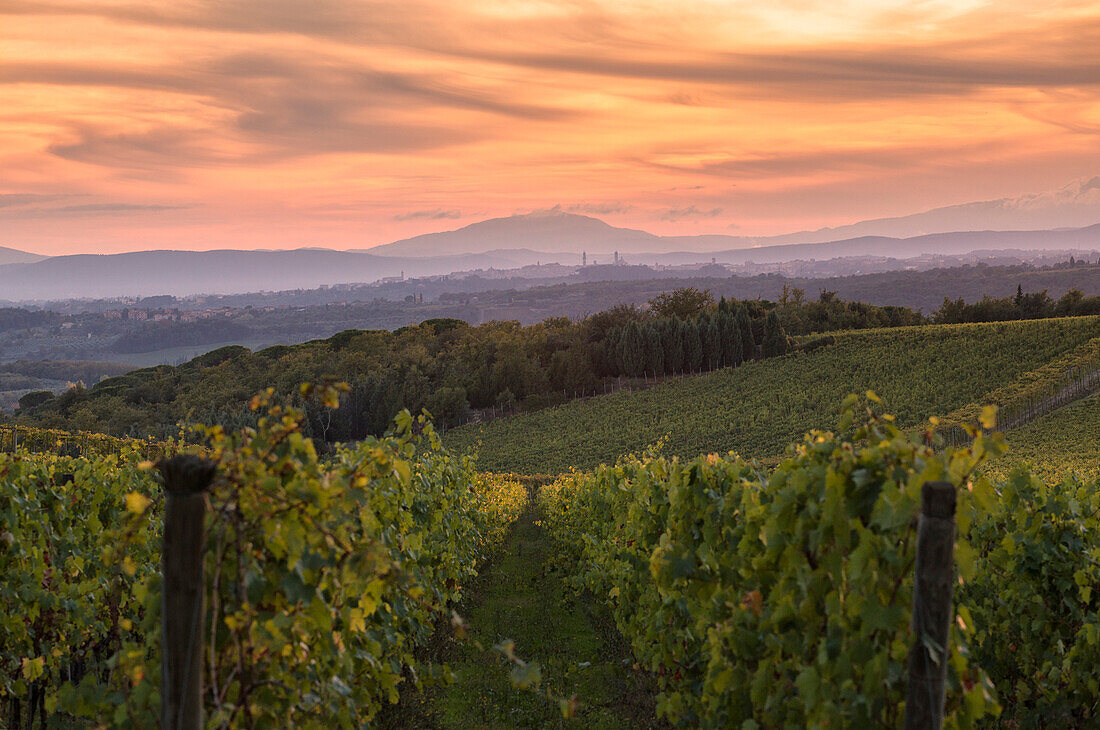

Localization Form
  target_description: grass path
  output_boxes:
[383,493,661,729]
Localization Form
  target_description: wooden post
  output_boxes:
[159,455,216,730]
[904,481,957,730]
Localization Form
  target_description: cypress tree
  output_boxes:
[607,326,625,376]
[702,318,720,370]
[623,321,646,377]
[683,319,703,373]
[662,317,684,373]
[645,324,664,376]
[718,310,742,366]
[762,310,790,358]
[735,304,755,361]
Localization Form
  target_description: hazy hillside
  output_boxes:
[367,178,1100,258]
[759,175,1100,244]
[366,210,661,257]
[663,226,1100,265]
[1,217,1097,302]
[0,245,46,266]
[367,211,1100,260]
[0,248,541,300]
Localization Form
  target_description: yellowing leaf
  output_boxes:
[125,492,152,515]
[21,656,45,681]
[979,405,998,430]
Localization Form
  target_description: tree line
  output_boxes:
[5,285,1095,444]
[934,284,1100,324]
[602,298,791,378]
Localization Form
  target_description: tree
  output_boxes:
[718,310,742,367]
[648,287,715,320]
[425,385,470,426]
[735,305,755,361]
[682,319,703,373]
[661,318,684,374]
[606,326,626,376]
[644,324,664,377]
[18,390,54,410]
[762,310,790,358]
[702,318,721,370]
[621,321,646,377]
[584,303,645,342]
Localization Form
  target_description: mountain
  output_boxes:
[0,245,47,265]
[761,176,1100,244]
[0,248,548,301]
[368,177,1100,257]
[653,224,1100,266]
[0,223,1096,303]
[366,209,662,257]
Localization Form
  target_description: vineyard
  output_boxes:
[0,388,527,728]
[984,393,1100,481]
[3,318,1100,727]
[0,424,155,459]
[538,398,1100,727]
[445,316,1100,474]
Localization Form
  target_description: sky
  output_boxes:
[2,0,1099,255]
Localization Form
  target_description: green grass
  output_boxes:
[445,317,1100,474]
[986,393,1100,482]
[382,496,661,729]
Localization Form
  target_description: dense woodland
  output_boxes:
[8,283,1099,444]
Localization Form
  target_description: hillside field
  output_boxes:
[445,316,1100,474]
[988,393,1100,481]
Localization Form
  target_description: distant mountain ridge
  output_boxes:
[364,210,661,257]
[763,175,1100,245]
[368,177,1100,257]
[0,245,46,266]
[0,223,1097,301]
[3,175,1100,301]
[0,249,534,301]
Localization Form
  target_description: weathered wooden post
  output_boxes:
[904,481,957,730]
[159,455,216,730]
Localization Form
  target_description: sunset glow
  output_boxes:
[2,0,1099,254]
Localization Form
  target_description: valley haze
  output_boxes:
[2,206,1099,301]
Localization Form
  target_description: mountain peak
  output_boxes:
[369,210,658,257]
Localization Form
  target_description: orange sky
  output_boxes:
[2,0,1099,255]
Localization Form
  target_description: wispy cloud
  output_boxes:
[0,196,189,218]
[0,193,75,208]
[661,205,723,221]
[565,202,633,215]
[394,208,463,221]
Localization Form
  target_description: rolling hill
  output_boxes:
[443,316,1100,474]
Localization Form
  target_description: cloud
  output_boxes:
[565,202,633,215]
[643,138,1009,179]
[0,198,190,218]
[441,14,1100,102]
[661,205,723,221]
[393,208,463,221]
[0,193,75,208]
[0,49,574,170]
